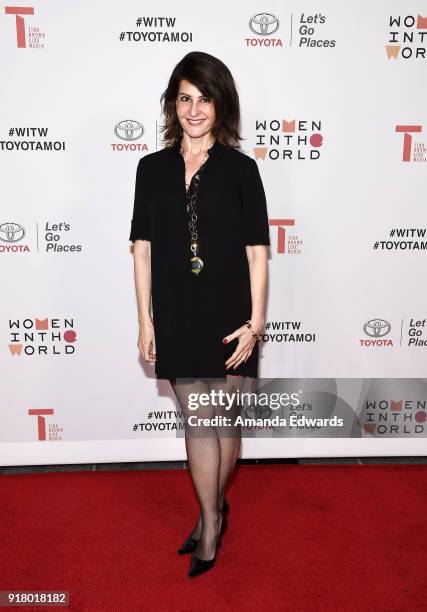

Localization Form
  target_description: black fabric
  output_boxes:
[129,140,270,379]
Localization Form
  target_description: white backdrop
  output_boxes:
[1,1,426,465]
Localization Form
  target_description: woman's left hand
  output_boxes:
[223,322,261,370]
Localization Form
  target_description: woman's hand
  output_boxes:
[223,320,264,370]
[138,318,156,363]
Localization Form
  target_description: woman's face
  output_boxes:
[175,79,216,140]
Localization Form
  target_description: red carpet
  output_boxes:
[1,464,426,611]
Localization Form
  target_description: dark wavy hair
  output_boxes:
[159,51,242,149]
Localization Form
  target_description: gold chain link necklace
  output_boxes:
[180,139,215,274]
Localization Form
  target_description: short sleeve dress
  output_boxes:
[129,139,270,380]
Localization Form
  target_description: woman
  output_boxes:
[129,51,270,577]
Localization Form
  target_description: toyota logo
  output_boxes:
[363,319,391,338]
[249,13,280,36]
[0,222,25,243]
[114,120,144,141]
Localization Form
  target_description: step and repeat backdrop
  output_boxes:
[1,1,426,465]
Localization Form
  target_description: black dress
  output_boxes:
[129,139,270,380]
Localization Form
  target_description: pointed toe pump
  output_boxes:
[177,498,229,555]
[187,512,228,577]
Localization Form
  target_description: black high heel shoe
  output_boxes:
[177,499,229,555]
[188,512,227,577]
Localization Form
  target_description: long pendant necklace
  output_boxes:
[181,141,214,274]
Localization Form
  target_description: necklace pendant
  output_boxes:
[190,256,203,274]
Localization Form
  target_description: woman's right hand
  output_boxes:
[138,318,156,363]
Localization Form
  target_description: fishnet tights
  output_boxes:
[170,374,245,560]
